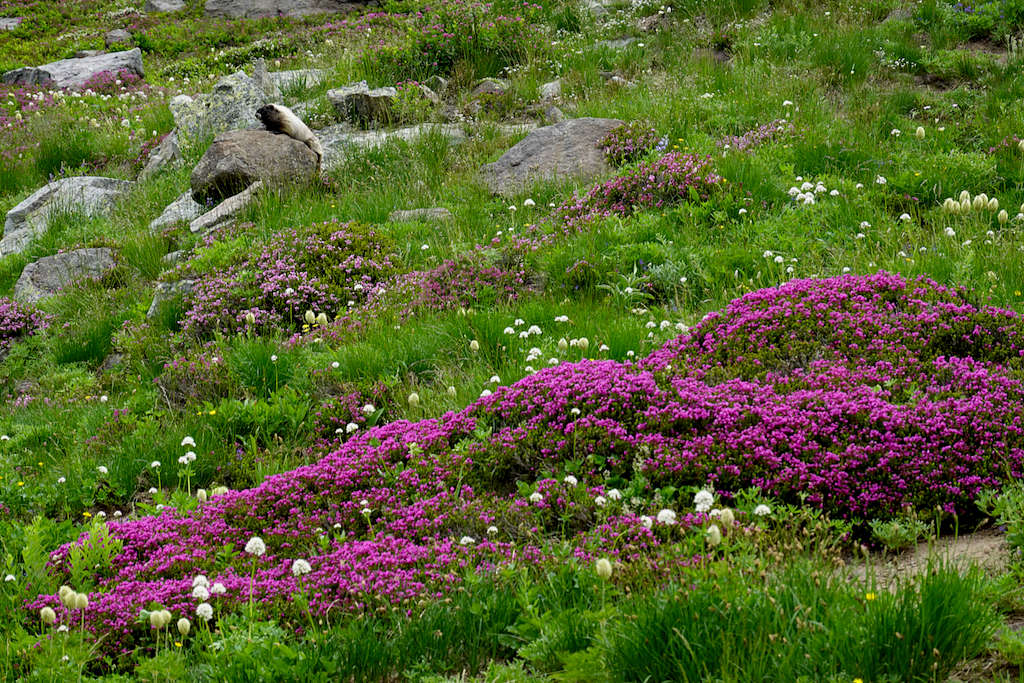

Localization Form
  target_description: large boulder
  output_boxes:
[191,130,316,205]
[1,177,133,256]
[480,117,623,197]
[327,81,398,127]
[0,18,23,30]
[205,0,363,17]
[14,248,116,304]
[170,71,267,142]
[1,48,144,90]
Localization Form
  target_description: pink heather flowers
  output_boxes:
[30,273,1024,652]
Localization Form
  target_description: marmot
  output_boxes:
[256,103,324,170]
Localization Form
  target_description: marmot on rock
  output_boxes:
[256,103,324,171]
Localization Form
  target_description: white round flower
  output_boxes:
[192,574,209,588]
[181,436,196,447]
[292,559,312,576]
[150,461,161,469]
[607,489,623,501]
[192,585,210,600]
[657,508,677,525]
[196,603,213,621]
[245,536,266,556]
[529,491,543,503]
[898,213,911,221]
[97,466,108,475]
[346,422,359,433]
[694,489,714,513]
[640,515,653,529]
[459,536,475,545]
[753,504,771,517]
[486,526,498,535]
[594,496,607,507]
[563,475,578,486]
[210,583,226,595]
[362,404,376,415]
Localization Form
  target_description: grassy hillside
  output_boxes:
[4,0,1024,679]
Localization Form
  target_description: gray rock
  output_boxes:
[607,75,636,88]
[100,352,124,371]
[252,57,279,99]
[545,105,565,123]
[539,79,561,102]
[139,130,183,180]
[597,37,637,50]
[319,123,467,171]
[0,18,24,31]
[170,71,267,143]
[147,279,195,318]
[480,117,623,197]
[161,250,186,265]
[425,75,448,95]
[269,68,326,92]
[14,248,116,304]
[1,177,133,256]
[190,129,317,205]
[105,29,132,47]
[144,0,186,11]
[471,77,509,97]
[205,0,363,17]
[74,50,105,59]
[150,191,203,231]
[327,81,397,126]
[389,207,453,222]
[2,48,144,90]
[189,181,262,234]
[637,13,667,32]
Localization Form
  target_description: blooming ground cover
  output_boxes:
[7,0,1024,678]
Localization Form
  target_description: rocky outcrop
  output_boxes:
[1,48,144,89]
[204,0,363,17]
[327,81,398,126]
[189,181,263,234]
[190,130,317,205]
[105,29,133,47]
[480,117,623,197]
[14,248,116,304]
[149,192,203,232]
[1,177,133,256]
[169,71,267,142]
[0,18,24,30]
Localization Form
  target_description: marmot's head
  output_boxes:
[256,104,284,130]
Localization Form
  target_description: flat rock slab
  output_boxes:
[14,248,116,304]
[150,191,203,232]
[190,181,263,234]
[319,123,468,171]
[205,0,364,17]
[2,48,144,90]
[170,71,267,142]
[0,18,23,30]
[191,129,317,205]
[389,207,453,222]
[1,176,133,256]
[480,117,623,197]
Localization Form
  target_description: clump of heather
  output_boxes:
[81,69,145,96]
[556,152,723,230]
[34,274,1024,650]
[153,347,233,407]
[642,271,1024,384]
[716,119,792,153]
[371,255,529,319]
[180,220,399,338]
[601,122,665,166]
[0,297,46,352]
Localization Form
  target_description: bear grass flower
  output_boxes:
[292,559,312,577]
[595,558,613,580]
[244,536,266,557]
[196,603,213,621]
[657,509,677,525]
[693,490,714,513]
[754,504,772,517]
